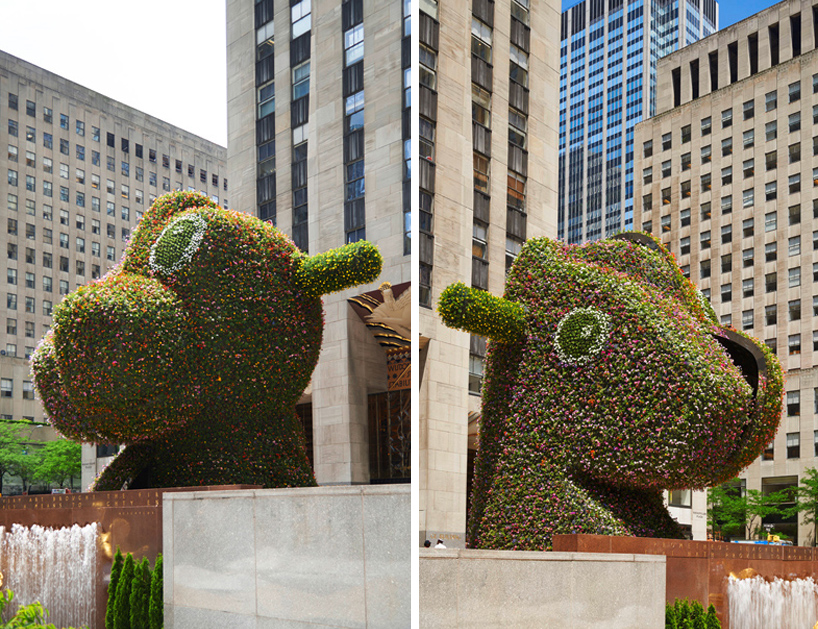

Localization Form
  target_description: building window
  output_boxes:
[789,267,801,287]
[743,129,754,148]
[789,81,801,103]
[291,0,312,38]
[742,248,754,267]
[766,242,777,262]
[292,61,310,100]
[721,283,732,302]
[790,112,801,133]
[789,299,801,321]
[766,90,777,111]
[766,121,777,141]
[0,379,12,398]
[765,182,777,201]
[701,117,711,135]
[742,310,753,330]
[789,334,801,355]
[344,24,364,67]
[765,304,777,325]
[787,433,800,458]
[662,132,672,151]
[742,278,754,298]
[722,108,732,128]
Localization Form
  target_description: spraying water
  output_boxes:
[0,523,100,629]
[728,575,818,629]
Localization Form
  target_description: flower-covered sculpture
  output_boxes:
[438,233,783,549]
[32,191,383,490]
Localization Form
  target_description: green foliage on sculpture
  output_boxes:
[438,232,783,550]
[31,191,382,490]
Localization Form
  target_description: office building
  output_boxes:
[0,50,227,489]
[635,0,818,542]
[559,0,718,244]
[418,0,561,545]
[226,0,411,488]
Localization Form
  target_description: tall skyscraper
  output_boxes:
[418,0,561,545]
[226,0,411,487]
[558,0,717,244]
[635,0,818,542]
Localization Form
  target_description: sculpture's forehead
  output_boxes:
[506,235,715,327]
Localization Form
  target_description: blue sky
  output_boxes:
[720,0,782,28]
[560,0,783,30]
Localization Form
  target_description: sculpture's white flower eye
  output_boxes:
[149,213,207,275]
[555,307,611,365]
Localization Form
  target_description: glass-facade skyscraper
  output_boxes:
[558,0,718,243]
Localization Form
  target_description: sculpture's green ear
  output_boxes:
[438,282,527,343]
[297,240,383,297]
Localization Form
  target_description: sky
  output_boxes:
[0,0,228,147]
[719,0,782,28]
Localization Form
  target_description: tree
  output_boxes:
[0,423,26,494]
[708,479,792,540]
[114,553,135,629]
[129,557,151,629]
[106,547,124,629]
[34,439,82,489]
[10,448,42,494]
[707,483,747,540]
[792,467,818,546]
[148,554,163,629]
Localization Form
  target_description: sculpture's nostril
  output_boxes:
[711,328,766,397]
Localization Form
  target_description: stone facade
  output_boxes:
[163,485,410,629]
[635,0,818,543]
[226,0,411,487]
[420,548,666,628]
[418,0,560,545]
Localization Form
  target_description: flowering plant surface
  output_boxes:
[31,191,383,490]
[438,232,783,550]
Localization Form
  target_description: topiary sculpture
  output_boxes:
[32,191,383,490]
[439,232,783,550]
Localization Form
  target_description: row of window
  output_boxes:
[5,93,226,190]
[0,378,34,400]
[645,128,818,188]
[646,77,818,156]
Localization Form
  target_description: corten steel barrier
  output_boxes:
[0,485,260,629]
[553,533,818,628]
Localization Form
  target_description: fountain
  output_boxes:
[728,575,818,629]
[0,523,100,629]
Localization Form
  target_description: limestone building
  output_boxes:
[418,0,560,545]
[558,0,718,245]
[225,0,411,487]
[0,50,228,490]
[635,0,818,543]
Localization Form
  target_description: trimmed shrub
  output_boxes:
[113,554,135,629]
[106,548,124,629]
[148,554,163,629]
[129,558,151,629]
[705,604,721,629]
